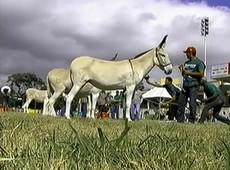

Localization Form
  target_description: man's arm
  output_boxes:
[162,96,177,105]
[144,75,163,87]
[200,94,219,103]
[183,69,204,78]
[180,61,205,79]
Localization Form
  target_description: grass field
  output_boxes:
[1,112,230,170]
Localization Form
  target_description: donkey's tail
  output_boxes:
[46,75,53,98]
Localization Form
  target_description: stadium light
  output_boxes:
[201,17,209,37]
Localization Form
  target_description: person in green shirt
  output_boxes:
[145,76,180,120]
[111,91,122,119]
[177,46,206,123]
[198,77,230,125]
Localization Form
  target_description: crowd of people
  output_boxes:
[78,85,146,120]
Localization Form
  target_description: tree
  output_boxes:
[7,73,46,98]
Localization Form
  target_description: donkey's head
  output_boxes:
[154,35,172,75]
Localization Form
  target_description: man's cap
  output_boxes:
[183,46,196,55]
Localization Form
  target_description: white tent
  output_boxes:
[142,87,172,119]
[142,87,172,99]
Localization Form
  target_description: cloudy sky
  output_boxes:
[0,0,230,87]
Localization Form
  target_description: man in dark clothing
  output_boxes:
[111,91,121,119]
[198,78,230,125]
[80,97,88,117]
[145,76,180,120]
[3,89,10,111]
[177,46,206,123]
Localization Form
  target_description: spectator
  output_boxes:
[80,97,88,117]
[97,90,107,117]
[177,46,205,123]
[145,76,180,120]
[106,92,113,104]
[106,92,113,115]
[111,91,122,119]
[3,89,10,111]
[198,77,230,125]
[121,90,126,119]
[131,85,145,120]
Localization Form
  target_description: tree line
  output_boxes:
[0,72,78,112]
[0,73,46,109]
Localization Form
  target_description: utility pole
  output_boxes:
[201,17,209,76]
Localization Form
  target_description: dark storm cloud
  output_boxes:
[0,0,230,86]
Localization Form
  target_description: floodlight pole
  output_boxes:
[204,36,207,76]
[201,17,209,101]
[201,17,209,77]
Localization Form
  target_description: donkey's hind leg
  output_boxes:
[48,91,63,116]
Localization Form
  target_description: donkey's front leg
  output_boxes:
[125,85,136,121]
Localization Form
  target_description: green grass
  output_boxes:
[0,112,230,170]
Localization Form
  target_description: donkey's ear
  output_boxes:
[158,35,168,48]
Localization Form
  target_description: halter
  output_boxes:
[155,48,171,68]
[128,48,171,77]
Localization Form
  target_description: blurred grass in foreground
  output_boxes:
[0,112,230,170]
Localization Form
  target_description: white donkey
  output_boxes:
[65,35,173,120]
[46,54,118,117]
[46,69,101,118]
[22,88,48,114]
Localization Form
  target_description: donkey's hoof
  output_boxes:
[66,116,71,119]
[126,118,132,121]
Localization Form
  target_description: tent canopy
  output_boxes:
[142,87,172,99]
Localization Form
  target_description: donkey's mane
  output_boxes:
[132,48,153,60]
